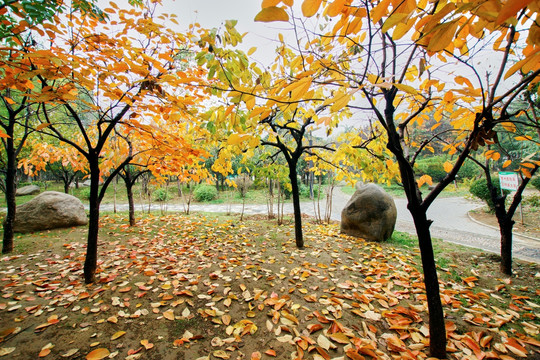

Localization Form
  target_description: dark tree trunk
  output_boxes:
[63,174,70,194]
[499,216,513,275]
[124,171,135,227]
[84,160,101,284]
[411,209,447,359]
[288,163,304,249]
[2,137,16,254]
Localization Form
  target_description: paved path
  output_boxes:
[99,187,540,264]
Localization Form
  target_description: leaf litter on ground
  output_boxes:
[0,213,539,359]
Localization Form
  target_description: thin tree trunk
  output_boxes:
[84,162,101,284]
[2,139,16,254]
[288,166,304,249]
[411,210,447,359]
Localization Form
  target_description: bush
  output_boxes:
[194,184,218,202]
[416,157,446,183]
[531,176,540,191]
[152,188,171,202]
[457,160,480,179]
[469,177,509,212]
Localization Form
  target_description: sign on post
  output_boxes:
[499,171,519,191]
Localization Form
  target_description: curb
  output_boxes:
[467,211,540,243]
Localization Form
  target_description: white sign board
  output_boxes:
[499,171,519,191]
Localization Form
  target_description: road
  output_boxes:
[99,188,540,263]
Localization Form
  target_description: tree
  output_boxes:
[4,1,208,282]
[20,137,88,193]
[253,0,540,357]
[470,88,540,274]
[0,63,35,253]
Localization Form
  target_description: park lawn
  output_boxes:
[0,213,539,359]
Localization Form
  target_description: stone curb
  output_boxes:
[467,211,540,243]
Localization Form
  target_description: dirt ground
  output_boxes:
[0,213,539,360]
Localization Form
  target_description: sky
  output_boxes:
[159,0,291,67]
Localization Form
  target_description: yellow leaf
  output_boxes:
[254,7,289,22]
[302,0,323,17]
[248,47,257,56]
[426,21,459,52]
[86,348,110,360]
[111,331,126,340]
[382,12,408,33]
[371,0,391,24]
[326,0,346,17]
[443,161,453,173]
[394,83,418,95]
[261,0,281,7]
[502,160,512,168]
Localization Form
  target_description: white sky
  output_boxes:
[160,0,291,67]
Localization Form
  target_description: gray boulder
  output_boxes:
[16,185,40,196]
[341,183,397,242]
[13,191,88,233]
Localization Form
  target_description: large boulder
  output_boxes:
[13,191,88,233]
[341,183,397,242]
[16,184,40,196]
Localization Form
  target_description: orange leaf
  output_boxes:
[265,349,277,356]
[302,0,323,17]
[254,7,289,22]
[38,348,51,357]
[502,160,512,168]
[251,351,262,360]
[496,0,535,25]
[140,339,154,350]
[0,131,11,138]
[86,348,110,360]
[163,309,175,320]
[36,123,51,131]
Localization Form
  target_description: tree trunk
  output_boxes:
[497,214,514,275]
[411,209,447,359]
[2,138,16,254]
[288,165,304,249]
[126,177,135,227]
[84,161,101,284]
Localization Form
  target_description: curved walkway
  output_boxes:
[98,188,540,264]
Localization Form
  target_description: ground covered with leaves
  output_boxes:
[0,214,539,360]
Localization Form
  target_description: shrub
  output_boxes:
[457,160,480,179]
[299,182,320,198]
[524,194,540,208]
[531,176,540,191]
[469,177,509,212]
[235,174,253,198]
[152,188,171,202]
[194,184,217,202]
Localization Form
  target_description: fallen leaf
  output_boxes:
[86,348,110,360]
[140,340,153,350]
[111,331,126,340]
